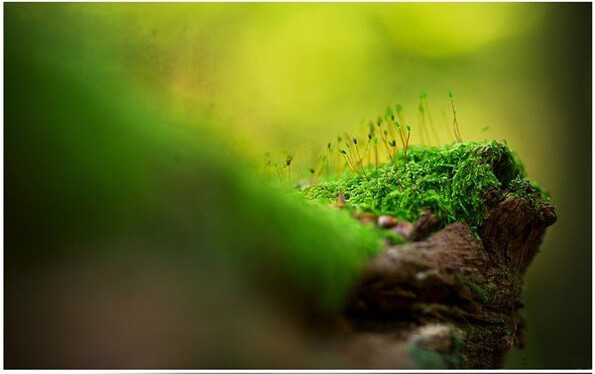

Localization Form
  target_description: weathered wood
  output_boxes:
[340,194,556,368]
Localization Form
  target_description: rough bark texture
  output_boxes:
[339,194,557,369]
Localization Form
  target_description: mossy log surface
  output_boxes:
[343,200,555,368]
[304,141,557,368]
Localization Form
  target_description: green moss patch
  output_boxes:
[302,140,549,232]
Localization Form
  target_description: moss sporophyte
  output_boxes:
[264,95,549,233]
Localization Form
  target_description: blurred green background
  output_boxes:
[5,2,591,368]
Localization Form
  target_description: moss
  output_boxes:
[303,140,545,232]
[456,274,494,304]
[407,336,466,369]
[237,189,385,312]
[507,174,551,209]
[407,343,448,369]
[375,226,406,245]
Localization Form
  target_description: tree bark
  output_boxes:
[339,194,557,368]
